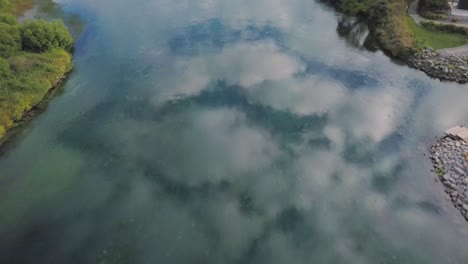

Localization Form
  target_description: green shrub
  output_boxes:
[0,13,21,57]
[419,0,449,15]
[420,10,447,20]
[21,20,73,52]
[0,57,11,80]
[0,12,15,24]
[421,21,468,36]
[0,0,11,13]
[341,0,377,16]
[369,0,390,23]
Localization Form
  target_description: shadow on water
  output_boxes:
[59,81,329,153]
[168,19,284,55]
[335,15,379,53]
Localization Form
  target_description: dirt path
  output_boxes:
[438,45,468,56]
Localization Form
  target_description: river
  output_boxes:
[1,0,468,263]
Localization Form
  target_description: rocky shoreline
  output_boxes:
[430,136,468,221]
[409,48,468,84]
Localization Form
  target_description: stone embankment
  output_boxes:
[430,137,468,221]
[409,48,468,83]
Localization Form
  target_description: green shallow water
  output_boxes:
[1,0,468,263]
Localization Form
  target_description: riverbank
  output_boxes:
[0,64,71,146]
[0,0,74,141]
[321,0,415,58]
[430,135,468,222]
[409,47,468,83]
[321,0,468,83]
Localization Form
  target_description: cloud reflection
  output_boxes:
[1,0,468,263]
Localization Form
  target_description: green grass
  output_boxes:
[0,0,73,139]
[0,50,72,138]
[406,16,468,50]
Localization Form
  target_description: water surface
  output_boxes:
[1,0,468,263]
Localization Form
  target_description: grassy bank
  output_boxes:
[0,0,73,140]
[322,0,467,58]
[406,16,467,49]
[373,0,415,58]
[322,0,416,58]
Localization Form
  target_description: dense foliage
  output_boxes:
[0,13,21,57]
[0,0,11,12]
[418,0,450,19]
[0,0,73,139]
[340,0,376,15]
[22,20,73,52]
[421,21,468,36]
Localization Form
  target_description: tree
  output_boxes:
[21,20,73,52]
[419,0,450,14]
[0,0,11,13]
[0,13,21,57]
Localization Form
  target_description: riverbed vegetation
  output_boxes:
[0,0,72,139]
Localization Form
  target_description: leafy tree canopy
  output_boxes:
[0,12,21,57]
[22,19,73,52]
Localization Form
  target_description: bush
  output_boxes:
[420,10,447,20]
[0,57,11,79]
[0,0,11,13]
[0,12,15,24]
[421,21,468,36]
[340,0,377,16]
[369,0,390,24]
[0,13,21,57]
[419,0,449,14]
[21,20,73,52]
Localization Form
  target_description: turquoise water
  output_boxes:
[1,0,468,263]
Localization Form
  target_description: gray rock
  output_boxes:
[454,166,465,176]
[442,174,452,181]
[451,191,459,198]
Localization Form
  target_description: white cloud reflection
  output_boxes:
[2,0,468,263]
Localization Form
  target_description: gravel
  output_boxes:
[409,48,468,84]
[430,136,468,222]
